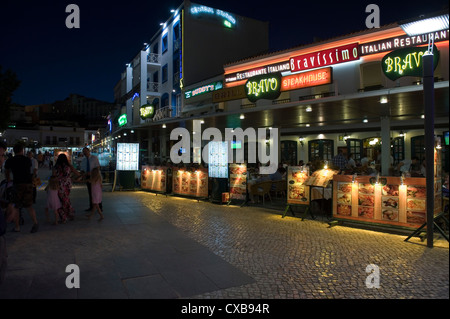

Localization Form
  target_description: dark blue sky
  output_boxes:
[0,0,448,106]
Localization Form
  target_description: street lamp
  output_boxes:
[400,12,449,248]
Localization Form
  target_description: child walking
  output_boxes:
[86,167,104,220]
[45,176,62,225]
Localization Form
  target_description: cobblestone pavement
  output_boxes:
[1,185,448,300]
[136,191,449,299]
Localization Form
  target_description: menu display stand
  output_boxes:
[282,166,310,219]
[227,164,247,206]
[283,167,338,220]
[172,168,209,201]
[141,166,169,196]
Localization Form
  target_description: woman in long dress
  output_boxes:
[53,154,80,222]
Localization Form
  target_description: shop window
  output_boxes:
[411,135,425,163]
[308,139,334,162]
[281,141,297,166]
[362,137,382,162]
[360,62,383,91]
[346,138,362,163]
[392,137,404,166]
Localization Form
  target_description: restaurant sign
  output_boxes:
[381,45,439,81]
[290,43,359,73]
[360,30,449,56]
[281,67,332,91]
[185,81,223,99]
[140,104,155,119]
[245,73,281,102]
[118,114,127,127]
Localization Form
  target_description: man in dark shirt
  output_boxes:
[4,143,39,233]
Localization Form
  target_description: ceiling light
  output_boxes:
[363,118,368,123]
[306,106,312,112]
[306,124,310,127]
[162,124,166,128]
[240,114,245,119]
[380,97,388,104]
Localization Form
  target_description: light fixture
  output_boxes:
[380,96,388,104]
[162,124,166,128]
[306,105,312,112]
[421,114,425,119]
[240,114,245,119]
[399,131,404,137]
[400,13,449,36]
[170,9,175,13]
[200,120,204,124]
[131,130,134,133]
[363,118,368,123]
[306,124,310,127]
[318,134,324,139]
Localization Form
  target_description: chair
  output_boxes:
[272,180,286,198]
[249,181,272,204]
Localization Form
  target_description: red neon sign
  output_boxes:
[289,43,359,72]
[281,67,332,91]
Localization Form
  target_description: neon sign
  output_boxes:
[190,4,236,28]
[290,43,359,73]
[381,45,439,81]
[245,73,281,102]
[281,67,332,91]
[140,104,155,119]
[185,81,223,99]
[118,114,127,127]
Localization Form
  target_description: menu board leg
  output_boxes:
[404,211,450,243]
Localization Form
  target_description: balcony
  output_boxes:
[147,53,160,64]
[146,81,160,94]
[152,106,172,122]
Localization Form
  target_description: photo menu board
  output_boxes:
[208,141,228,178]
[229,164,247,200]
[141,166,167,193]
[172,168,208,198]
[333,175,442,228]
[116,143,139,171]
[287,166,310,205]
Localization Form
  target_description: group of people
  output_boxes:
[0,144,104,285]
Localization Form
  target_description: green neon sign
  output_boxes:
[245,73,281,102]
[382,45,439,81]
[118,114,127,127]
[140,104,155,119]
[185,81,223,99]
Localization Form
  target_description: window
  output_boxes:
[346,139,362,162]
[392,137,404,166]
[411,136,425,163]
[162,64,168,83]
[173,22,180,52]
[162,34,168,54]
[308,139,334,162]
[281,141,297,166]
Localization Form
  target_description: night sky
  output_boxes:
[1,0,448,106]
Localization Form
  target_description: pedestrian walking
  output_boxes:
[45,176,62,225]
[4,143,39,233]
[53,153,80,222]
[81,147,102,212]
[86,167,104,221]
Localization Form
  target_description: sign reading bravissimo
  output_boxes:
[381,45,440,81]
[289,43,359,72]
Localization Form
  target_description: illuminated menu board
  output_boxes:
[116,143,139,171]
[208,141,228,178]
[172,168,208,198]
[287,166,310,205]
[229,164,247,200]
[141,166,167,193]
